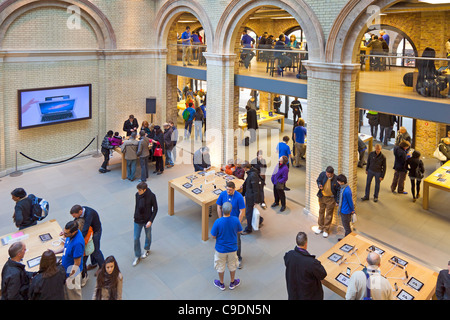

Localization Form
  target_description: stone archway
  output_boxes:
[214,0,325,61]
[154,0,214,50]
[0,0,116,49]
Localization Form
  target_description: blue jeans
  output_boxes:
[365,169,382,199]
[184,120,193,138]
[134,222,152,258]
[165,148,174,166]
[126,159,137,180]
[194,121,203,141]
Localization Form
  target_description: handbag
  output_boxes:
[85,238,95,256]
[433,144,447,161]
[154,141,163,157]
[251,207,260,231]
[275,182,285,190]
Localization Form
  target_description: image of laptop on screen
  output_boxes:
[39,96,76,123]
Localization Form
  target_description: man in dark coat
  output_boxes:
[284,232,327,300]
[391,140,410,194]
[123,115,138,137]
[378,112,396,146]
[70,205,105,272]
[133,182,158,266]
[241,163,262,235]
[1,242,34,300]
[245,105,258,144]
[11,188,36,230]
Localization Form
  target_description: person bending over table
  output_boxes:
[193,146,211,172]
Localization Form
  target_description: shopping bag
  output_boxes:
[251,207,260,231]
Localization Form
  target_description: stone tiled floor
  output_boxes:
[0,121,448,300]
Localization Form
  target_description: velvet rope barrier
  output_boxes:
[19,137,96,165]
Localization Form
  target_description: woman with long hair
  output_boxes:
[93,256,123,300]
[29,250,66,300]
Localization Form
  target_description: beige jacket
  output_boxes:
[121,138,139,160]
[345,265,395,300]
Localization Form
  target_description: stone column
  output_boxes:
[203,53,238,167]
[303,62,360,229]
[151,48,170,125]
[0,52,5,175]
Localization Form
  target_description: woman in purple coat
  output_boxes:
[271,156,289,212]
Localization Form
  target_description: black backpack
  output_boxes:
[28,194,49,222]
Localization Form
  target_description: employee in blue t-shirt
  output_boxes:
[216,181,245,268]
[276,136,293,190]
[293,118,307,167]
[55,220,85,300]
[181,26,193,66]
[240,29,255,69]
[211,202,243,291]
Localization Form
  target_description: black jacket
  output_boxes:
[439,140,450,161]
[152,131,165,154]
[316,171,340,202]
[246,108,258,130]
[134,189,158,225]
[436,269,450,300]
[284,247,327,300]
[123,119,138,136]
[378,113,396,127]
[366,151,387,178]
[164,128,174,151]
[393,146,407,172]
[78,206,102,238]
[1,258,34,300]
[28,265,66,300]
[406,157,424,178]
[242,167,261,204]
[13,197,35,229]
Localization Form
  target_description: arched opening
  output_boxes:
[327,0,450,261]
[214,1,324,207]
[154,1,213,154]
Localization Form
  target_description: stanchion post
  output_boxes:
[10,150,23,177]
[92,135,102,158]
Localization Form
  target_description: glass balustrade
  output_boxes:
[358,52,450,103]
[235,46,308,82]
[167,43,207,68]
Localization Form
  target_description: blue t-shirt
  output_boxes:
[181,31,191,45]
[191,34,200,43]
[216,190,245,218]
[211,216,243,253]
[61,230,85,276]
[241,34,254,48]
[277,142,291,158]
[294,126,307,144]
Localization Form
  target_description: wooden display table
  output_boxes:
[168,167,244,241]
[359,132,374,154]
[317,232,438,300]
[239,110,285,132]
[0,220,64,273]
[423,160,450,210]
[114,143,163,180]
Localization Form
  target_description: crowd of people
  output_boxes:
[3,108,450,300]
[240,29,306,75]
[99,114,181,179]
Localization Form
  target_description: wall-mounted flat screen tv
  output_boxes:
[18,84,92,130]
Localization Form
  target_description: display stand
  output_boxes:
[168,167,244,241]
[317,232,439,300]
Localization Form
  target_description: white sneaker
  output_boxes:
[312,226,322,234]
[322,231,329,238]
[141,250,150,259]
[81,274,89,287]
[132,257,140,266]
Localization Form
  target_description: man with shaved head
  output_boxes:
[345,251,394,300]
